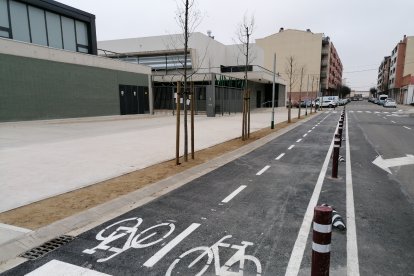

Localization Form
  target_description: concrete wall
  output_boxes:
[256,29,323,93]
[0,39,150,122]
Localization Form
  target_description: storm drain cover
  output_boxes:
[19,235,75,260]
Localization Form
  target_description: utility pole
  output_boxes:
[183,0,189,162]
[271,53,276,129]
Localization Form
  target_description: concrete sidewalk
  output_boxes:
[0,107,296,213]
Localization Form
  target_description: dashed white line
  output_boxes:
[221,185,247,203]
[308,130,312,133]
[391,121,396,124]
[285,126,336,276]
[312,127,315,130]
[275,153,285,160]
[303,133,308,137]
[256,165,271,176]
[288,145,295,150]
[143,223,201,267]
[296,139,302,143]
[403,126,412,130]
[383,117,387,120]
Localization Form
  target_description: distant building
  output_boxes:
[377,56,391,93]
[98,32,287,117]
[256,28,343,103]
[380,35,414,104]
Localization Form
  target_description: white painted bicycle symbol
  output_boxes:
[83,217,175,262]
[166,235,262,276]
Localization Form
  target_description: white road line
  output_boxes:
[391,121,396,124]
[288,145,295,150]
[143,223,201,267]
[308,130,312,133]
[276,153,285,160]
[27,260,111,276]
[256,165,271,175]
[285,126,336,276]
[296,139,302,143]
[383,117,387,120]
[346,111,360,275]
[366,111,371,113]
[221,185,247,203]
[403,126,411,130]
[303,133,308,137]
[357,111,362,113]
[312,127,315,129]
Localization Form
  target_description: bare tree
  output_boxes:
[285,56,298,123]
[236,14,255,140]
[173,0,202,163]
[298,66,306,119]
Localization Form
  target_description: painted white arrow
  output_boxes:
[372,154,414,174]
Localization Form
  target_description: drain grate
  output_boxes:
[20,235,75,260]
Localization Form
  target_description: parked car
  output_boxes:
[383,98,397,108]
[300,100,312,108]
[312,99,320,107]
[320,99,337,108]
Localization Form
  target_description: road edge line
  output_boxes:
[346,113,360,276]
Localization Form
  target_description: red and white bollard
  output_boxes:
[312,205,332,276]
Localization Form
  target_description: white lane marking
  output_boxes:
[366,111,371,113]
[221,185,247,203]
[303,133,308,137]
[275,153,285,160]
[296,139,302,143]
[391,121,396,124]
[143,223,201,267]
[346,114,360,275]
[383,111,389,114]
[403,126,411,130]
[312,127,315,129]
[256,165,271,176]
[26,260,111,275]
[383,117,387,120]
[308,130,312,133]
[357,111,362,113]
[285,126,336,276]
[349,111,354,113]
[288,145,295,150]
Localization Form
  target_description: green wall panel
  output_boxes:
[0,53,149,121]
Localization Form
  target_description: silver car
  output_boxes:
[383,98,397,108]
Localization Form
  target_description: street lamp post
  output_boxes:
[271,53,276,129]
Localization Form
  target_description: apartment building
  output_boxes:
[377,56,391,93]
[380,35,414,104]
[256,28,343,103]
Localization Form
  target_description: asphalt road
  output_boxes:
[2,101,414,275]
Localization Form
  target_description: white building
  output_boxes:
[98,32,286,116]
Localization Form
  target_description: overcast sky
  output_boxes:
[57,0,414,91]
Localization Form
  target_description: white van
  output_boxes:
[378,95,388,105]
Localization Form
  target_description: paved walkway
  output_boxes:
[0,108,294,213]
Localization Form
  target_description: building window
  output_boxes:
[0,0,10,38]
[75,20,89,52]
[45,11,62,49]
[61,16,76,51]
[28,6,47,46]
[9,0,30,43]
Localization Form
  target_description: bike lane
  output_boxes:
[3,113,342,276]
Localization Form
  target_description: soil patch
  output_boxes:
[0,115,312,229]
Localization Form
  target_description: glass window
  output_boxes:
[0,30,9,38]
[75,20,88,46]
[10,0,30,42]
[77,46,89,53]
[28,6,47,46]
[0,0,9,28]
[61,16,76,51]
[46,11,62,49]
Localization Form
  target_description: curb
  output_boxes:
[0,113,321,270]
